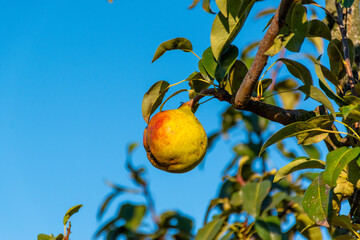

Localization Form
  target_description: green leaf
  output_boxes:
[274,79,300,109]
[295,212,323,239]
[260,120,318,155]
[54,235,64,240]
[315,56,345,106]
[119,204,147,231]
[306,20,331,40]
[255,216,282,240]
[202,0,215,14]
[127,142,139,154]
[63,204,83,225]
[160,89,188,111]
[302,173,331,227]
[302,144,321,159]
[151,38,193,63]
[195,218,224,240]
[327,39,346,79]
[278,58,313,86]
[332,215,360,237]
[210,0,255,60]
[202,47,218,78]
[284,3,308,52]
[261,192,287,214]
[224,60,248,95]
[274,157,325,182]
[339,0,355,8]
[242,180,271,217]
[37,234,53,240]
[324,147,360,187]
[215,45,239,81]
[141,81,170,124]
[298,85,335,117]
[296,115,334,145]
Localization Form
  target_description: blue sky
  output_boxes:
[0,0,333,239]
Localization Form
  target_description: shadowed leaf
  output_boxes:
[142,81,170,124]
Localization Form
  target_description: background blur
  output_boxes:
[0,0,328,239]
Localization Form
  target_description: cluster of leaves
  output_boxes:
[115,0,360,239]
[37,204,83,240]
[96,144,195,240]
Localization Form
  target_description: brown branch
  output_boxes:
[192,88,316,125]
[336,2,357,96]
[233,0,294,109]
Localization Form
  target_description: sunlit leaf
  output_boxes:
[210,0,255,60]
[324,147,360,187]
[195,218,224,240]
[152,38,193,63]
[274,157,325,182]
[63,204,83,225]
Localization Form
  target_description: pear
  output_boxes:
[143,101,207,173]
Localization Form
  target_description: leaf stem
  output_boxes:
[334,119,360,140]
[190,50,201,60]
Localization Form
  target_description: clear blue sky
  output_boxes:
[0,0,332,239]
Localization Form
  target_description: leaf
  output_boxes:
[160,89,188,111]
[332,215,360,237]
[224,60,248,95]
[284,3,308,52]
[274,79,300,109]
[295,212,323,239]
[98,192,118,219]
[54,235,64,240]
[255,8,276,19]
[215,45,239,81]
[202,0,215,14]
[302,144,321,159]
[141,81,170,124]
[195,218,224,240]
[63,204,83,225]
[152,38,193,63]
[298,85,335,117]
[339,0,356,8]
[327,39,346,79]
[119,204,147,231]
[324,147,360,187]
[260,120,318,155]
[302,173,331,227]
[261,192,287,214]
[127,142,139,154]
[278,58,313,86]
[296,115,334,145]
[274,157,325,182]
[306,20,331,40]
[202,47,218,78]
[37,234,53,240]
[210,0,255,60]
[242,180,271,217]
[255,216,282,240]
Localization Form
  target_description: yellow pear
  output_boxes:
[143,101,208,173]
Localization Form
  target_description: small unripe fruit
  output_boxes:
[143,102,207,173]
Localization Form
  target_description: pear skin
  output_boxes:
[144,102,207,173]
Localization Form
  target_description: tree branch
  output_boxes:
[192,88,315,125]
[233,0,294,109]
[336,2,357,96]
